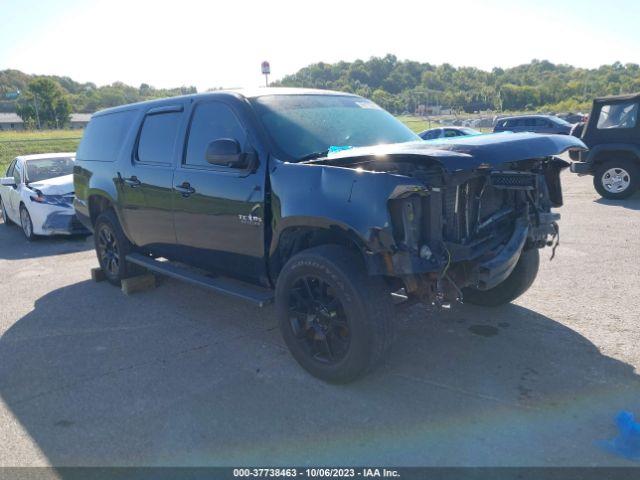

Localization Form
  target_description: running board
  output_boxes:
[126,253,274,307]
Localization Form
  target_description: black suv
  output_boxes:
[570,93,640,199]
[494,115,573,135]
[74,88,586,383]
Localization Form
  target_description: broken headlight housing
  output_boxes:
[389,194,423,252]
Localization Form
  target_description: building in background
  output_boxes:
[0,113,24,131]
[69,113,91,129]
[0,113,91,131]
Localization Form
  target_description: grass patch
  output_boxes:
[0,130,83,171]
[398,116,431,133]
[398,115,494,134]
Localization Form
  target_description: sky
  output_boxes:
[1,0,639,91]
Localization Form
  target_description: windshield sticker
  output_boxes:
[328,145,354,155]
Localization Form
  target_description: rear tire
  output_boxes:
[0,198,12,226]
[463,248,540,307]
[593,160,639,199]
[93,210,142,286]
[19,204,36,241]
[275,245,394,383]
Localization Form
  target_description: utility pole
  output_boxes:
[33,93,41,130]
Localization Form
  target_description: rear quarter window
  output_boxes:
[77,110,137,161]
[136,111,182,165]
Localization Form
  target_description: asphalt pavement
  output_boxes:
[1,171,639,467]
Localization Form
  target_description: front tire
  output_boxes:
[275,245,394,383]
[463,248,540,307]
[594,160,639,199]
[93,210,141,286]
[19,204,35,241]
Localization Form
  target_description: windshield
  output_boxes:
[25,157,74,183]
[251,94,420,161]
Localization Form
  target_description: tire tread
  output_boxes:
[276,245,394,383]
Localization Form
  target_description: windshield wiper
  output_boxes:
[296,150,330,162]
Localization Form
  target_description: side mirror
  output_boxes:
[0,177,16,187]
[206,139,250,169]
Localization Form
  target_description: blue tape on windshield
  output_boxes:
[328,145,354,155]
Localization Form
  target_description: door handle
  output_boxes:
[119,173,141,188]
[175,182,196,197]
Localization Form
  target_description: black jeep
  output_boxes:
[74,89,586,383]
[570,93,640,199]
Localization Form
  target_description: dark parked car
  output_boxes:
[494,115,573,135]
[570,93,640,199]
[74,88,586,383]
[559,113,586,124]
[419,126,481,140]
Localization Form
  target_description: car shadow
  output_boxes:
[1,280,639,469]
[0,219,92,259]
[594,191,640,210]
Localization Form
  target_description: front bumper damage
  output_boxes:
[41,211,89,235]
[472,217,528,290]
[376,163,565,304]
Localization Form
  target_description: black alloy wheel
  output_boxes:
[96,223,120,278]
[287,275,351,365]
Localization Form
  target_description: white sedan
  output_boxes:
[0,153,88,240]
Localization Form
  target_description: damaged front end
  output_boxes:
[41,211,90,235]
[385,160,566,304]
[307,132,586,305]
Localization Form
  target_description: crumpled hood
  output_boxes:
[310,132,587,172]
[28,174,74,195]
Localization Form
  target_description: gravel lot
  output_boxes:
[1,171,639,467]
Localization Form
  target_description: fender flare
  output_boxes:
[268,216,387,282]
[270,216,371,257]
[586,143,640,164]
[86,188,133,241]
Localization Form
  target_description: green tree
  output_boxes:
[16,78,71,129]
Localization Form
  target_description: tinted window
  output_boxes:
[137,112,182,165]
[444,129,459,137]
[506,119,521,127]
[185,102,247,168]
[551,116,571,126]
[420,130,436,140]
[597,102,638,129]
[77,110,137,162]
[524,118,537,127]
